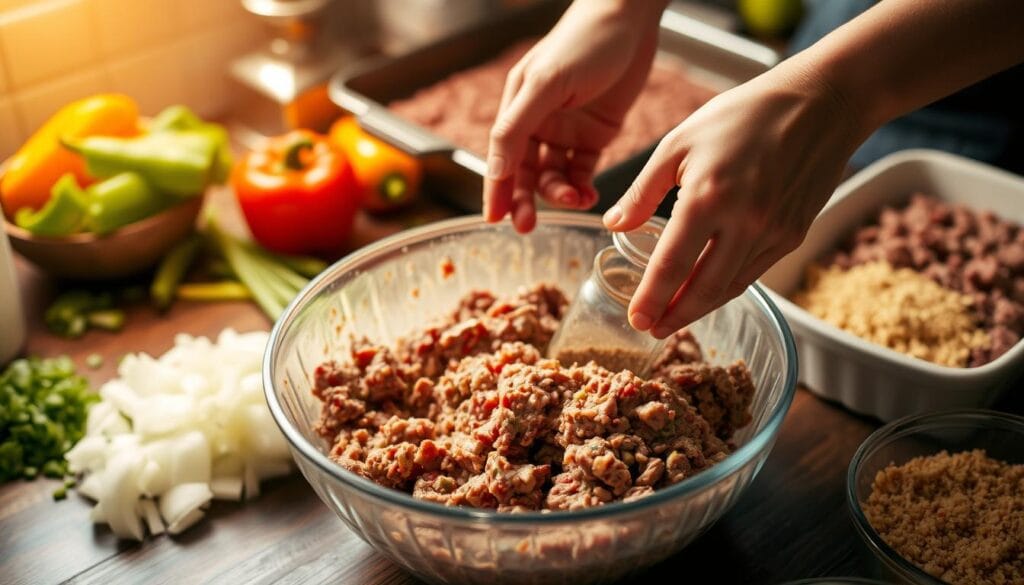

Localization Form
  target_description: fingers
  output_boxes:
[537,145,599,209]
[603,137,683,231]
[566,149,600,209]
[626,184,713,333]
[511,141,540,234]
[537,145,575,206]
[650,232,750,339]
[500,60,526,114]
[511,187,537,233]
[484,74,563,225]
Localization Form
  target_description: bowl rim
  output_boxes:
[762,148,1024,377]
[845,408,1024,584]
[263,211,799,523]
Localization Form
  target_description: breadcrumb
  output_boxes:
[792,261,989,367]
[863,449,1024,585]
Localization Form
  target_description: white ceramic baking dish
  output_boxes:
[759,149,1024,421]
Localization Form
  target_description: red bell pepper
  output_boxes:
[232,130,360,255]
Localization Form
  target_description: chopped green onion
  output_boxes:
[0,357,96,484]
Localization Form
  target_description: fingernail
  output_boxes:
[629,311,652,331]
[603,205,622,227]
[487,155,506,179]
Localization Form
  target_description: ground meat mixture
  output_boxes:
[312,284,756,512]
[863,449,1024,585]
[806,194,1024,366]
[388,40,716,173]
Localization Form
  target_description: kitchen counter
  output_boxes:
[2,199,1022,585]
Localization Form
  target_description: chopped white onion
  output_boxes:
[101,452,144,541]
[77,473,104,501]
[210,476,244,501]
[65,329,292,541]
[138,499,165,536]
[159,483,213,528]
[90,503,106,524]
[167,508,206,535]
[65,435,107,474]
[243,463,260,501]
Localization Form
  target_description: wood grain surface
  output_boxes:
[3,248,1022,585]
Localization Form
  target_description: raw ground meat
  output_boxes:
[312,284,756,512]
[822,193,1024,366]
[388,40,717,173]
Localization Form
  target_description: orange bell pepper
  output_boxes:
[232,130,361,255]
[1,94,139,218]
[328,116,422,214]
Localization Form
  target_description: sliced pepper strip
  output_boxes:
[0,94,139,218]
[14,174,88,237]
[63,131,219,199]
[85,172,170,236]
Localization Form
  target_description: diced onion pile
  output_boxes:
[65,329,291,540]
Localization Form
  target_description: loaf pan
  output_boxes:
[759,150,1024,421]
[329,0,778,213]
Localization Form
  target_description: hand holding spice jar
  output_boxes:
[547,218,666,375]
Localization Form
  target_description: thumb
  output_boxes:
[603,138,683,231]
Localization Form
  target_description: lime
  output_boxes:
[738,0,804,38]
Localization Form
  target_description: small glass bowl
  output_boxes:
[846,409,1024,585]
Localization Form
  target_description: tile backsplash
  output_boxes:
[0,0,267,159]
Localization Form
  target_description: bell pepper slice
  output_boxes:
[148,105,205,132]
[1,94,139,219]
[148,105,233,183]
[63,131,219,198]
[85,172,171,236]
[231,130,360,255]
[14,174,89,237]
[328,116,422,213]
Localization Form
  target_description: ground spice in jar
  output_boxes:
[792,260,990,367]
[863,449,1024,585]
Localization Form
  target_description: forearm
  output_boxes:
[787,0,1024,131]
[564,0,669,30]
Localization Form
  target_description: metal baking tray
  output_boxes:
[329,0,779,214]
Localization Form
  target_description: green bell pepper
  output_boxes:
[149,105,205,132]
[85,172,171,236]
[149,105,232,183]
[63,131,219,198]
[14,174,88,237]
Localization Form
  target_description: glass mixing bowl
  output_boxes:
[264,212,798,585]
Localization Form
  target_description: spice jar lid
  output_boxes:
[612,217,666,267]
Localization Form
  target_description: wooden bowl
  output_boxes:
[4,196,203,280]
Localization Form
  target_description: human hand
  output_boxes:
[604,63,869,338]
[483,0,668,233]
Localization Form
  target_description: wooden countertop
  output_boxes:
[3,206,1022,585]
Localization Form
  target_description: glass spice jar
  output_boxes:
[548,217,666,376]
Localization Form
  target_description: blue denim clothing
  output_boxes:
[789,0,1024,174]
